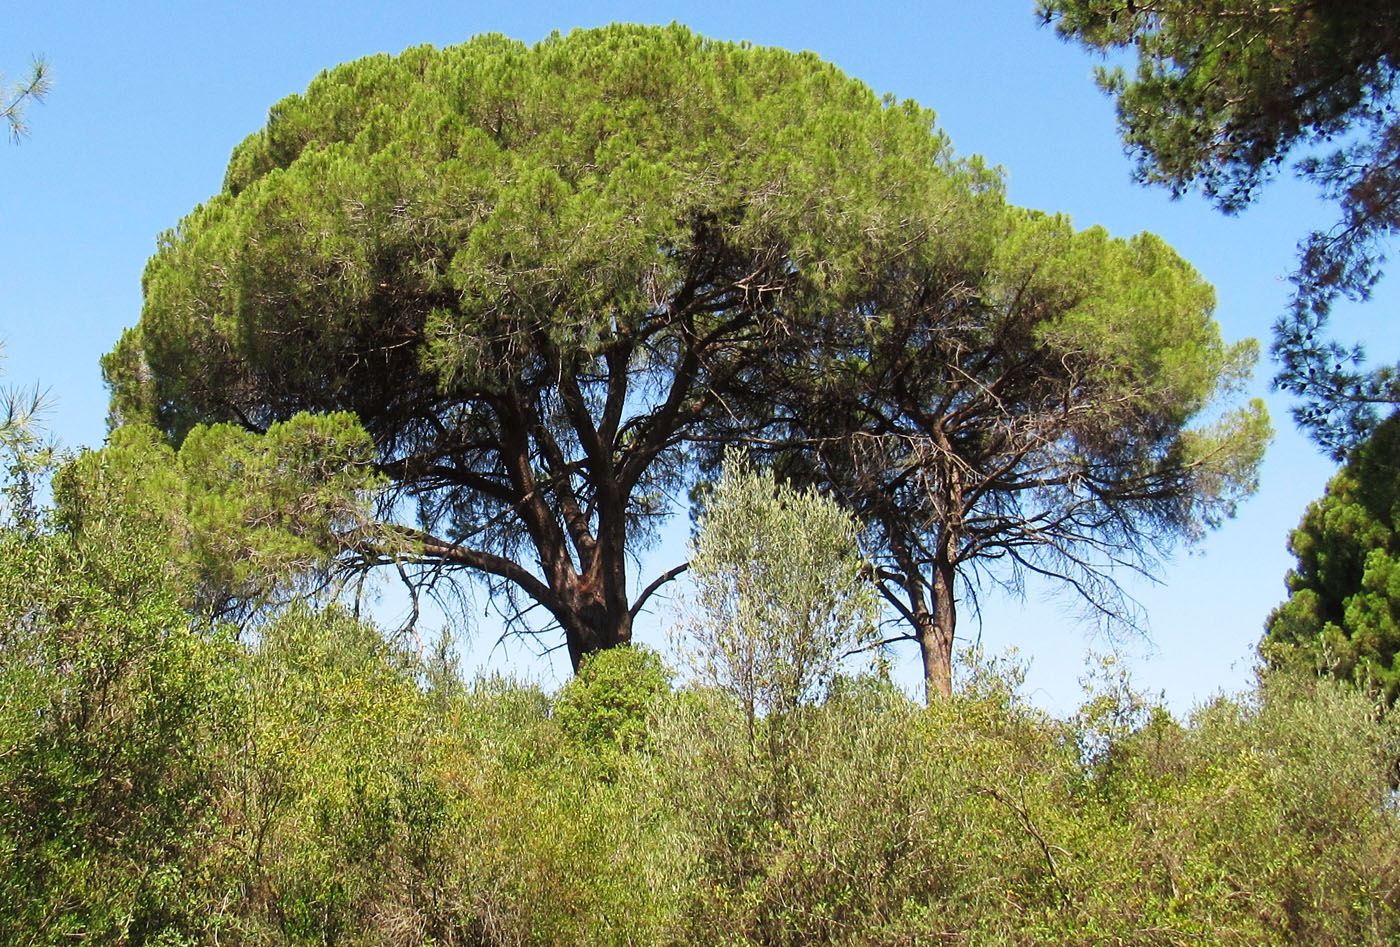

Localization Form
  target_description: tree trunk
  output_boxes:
[560,587,632,672]
[917,555,957,701]
[557,533,634,673]
[887,527,957,702]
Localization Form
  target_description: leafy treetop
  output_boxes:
[101,25,995,669]
[105,24,1265,680]
[741,207,1268,698]
[1040,0,1400,457]
[1265,411,1400,702]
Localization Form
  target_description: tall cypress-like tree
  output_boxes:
[105,25,1267,678]
[1265,412,1400,701]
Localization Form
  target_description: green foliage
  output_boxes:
[1040,0,1400,456]
[0,347,59,534]
[653,656,1400,946]
[1050,669,1400,946]
[679,458,880,724]
[423,683,687,946]
[103,23,993,666]
[210,604,442,945]
[2,57,49,142]
[1265,412,1400,701]
[54,413,380,621]
[555,645,672,752]
[4,463,1398,947]
[209,613,686,946]
[753,203,1269,697]
[0,468,235,944]
[104,23,1262,678]
[0,25,1388,945]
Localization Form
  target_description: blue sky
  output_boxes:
[4,0,1391,711]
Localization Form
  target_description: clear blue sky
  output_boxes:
[4,0,1391,712]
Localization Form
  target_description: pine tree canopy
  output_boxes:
[104,24,1268,681]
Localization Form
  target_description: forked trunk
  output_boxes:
[560,584,633,672]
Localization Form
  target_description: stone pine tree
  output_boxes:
[105,24,1267,678]
[733,211,1270,699]
[1265,413,1400,702]
[1040,0,1400,458]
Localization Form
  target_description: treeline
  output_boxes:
[2,454,1399,945]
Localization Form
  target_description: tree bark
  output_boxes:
[888,527,958,702]
[917,554,957,701]
[559,569,633,672]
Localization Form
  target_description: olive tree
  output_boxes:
[678,458,879,727]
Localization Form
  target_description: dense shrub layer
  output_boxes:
[10,604,1393,946]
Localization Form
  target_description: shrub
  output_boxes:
[555,645,672,753]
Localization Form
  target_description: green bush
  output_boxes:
[648,654,1400,946]
[0,501,235,944]
[205,621,688,946]
[7,448,1400,946]
[555,645,672,753]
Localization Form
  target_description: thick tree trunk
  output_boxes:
[557,553,633,672]
[560,583,632,672]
